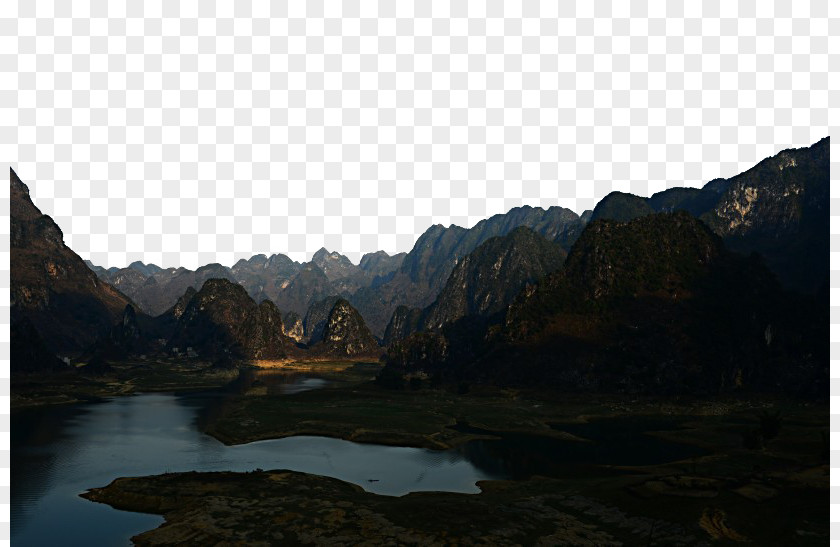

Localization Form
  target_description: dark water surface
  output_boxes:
[12,376,499,546]
[452,417,707,480]
[12,374,705,546]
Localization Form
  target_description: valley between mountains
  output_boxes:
[11,138,829,545]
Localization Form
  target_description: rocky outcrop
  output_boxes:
[110,304,141,347]
[590,192,654,223]
[383,227,566,344]
[310,247,374,295]
[104,268,149,303]
[303,295,341,344]
[11,169,137,353]
[273,264,336,318]
[282,311,304,343]
[582,138,829,295]
[167,279,291,360]
[311,248,359,282]
[699,136,829,293]
[506,212,825,394]
[169,287,197,320]
[127,261,163,277]
[317,299,380,357]
[383,305,425,347]
[230,253,301,304]
[422,227,566,331]
[240,300,288,360]
[359,250,406,280]
[557,212,721,304]
[351,205,583,336]
[387,212,826,396]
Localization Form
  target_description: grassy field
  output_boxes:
[11,357,238,409]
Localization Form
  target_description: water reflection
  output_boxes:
[12,375,706,546]
[12,381,499,546]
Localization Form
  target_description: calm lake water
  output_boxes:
[12,373,705,546]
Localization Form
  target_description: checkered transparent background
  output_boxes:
[1,0,837,542]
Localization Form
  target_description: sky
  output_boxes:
[3,0,835,269]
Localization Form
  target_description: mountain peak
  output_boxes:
[319,298,379,356]
[312,247,331,260]
[11,170,135,352]
[10,167,26,192]
[590,191,654,223]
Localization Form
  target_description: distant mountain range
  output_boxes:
[10,137,829,394]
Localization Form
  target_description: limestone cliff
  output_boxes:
[317,299,380,357]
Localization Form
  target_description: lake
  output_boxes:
[12,374,705,546]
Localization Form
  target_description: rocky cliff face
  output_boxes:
[127,261,163,277]
[351,205,583,336]
[512,212,824,394]
[11,169,137,353]
[316,299,380,357]
[584,138,829,295]
[504,212,726,346]
[231,253,301,304]
[303,295,342,344]
[282,311,305,343]
[110,304,141,347]
[239,300,288,360]
[167,279,290,360]
[422,227,567,332]
[103,267,149,303]
[700,136,829,293]
[273,263,336,318]
[383,227,566,344]
[387,212,825,396]
[170,287,197,320]
[382,305,425,347]
[359,251,406,279]
[560,212,720,304]
[311,248,360,282]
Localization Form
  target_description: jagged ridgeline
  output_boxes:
[384,226,567,345]
[593,136,829,295]
[10,137,829,390]
[379,138,828,396]
[82,137,828,342]
[387,211,826,395]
